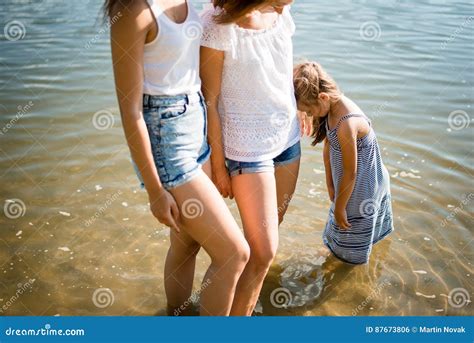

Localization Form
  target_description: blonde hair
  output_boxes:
[293,62,342,145]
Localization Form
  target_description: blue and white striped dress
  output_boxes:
[323,113,393,264]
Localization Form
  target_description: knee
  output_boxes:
[231,240,251,270]
[249,245,277,272]
[170,241,201,260]
[215,240,250,272]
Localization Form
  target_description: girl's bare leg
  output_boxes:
[230,159,300,315]
[164,163,211,316]
[229,172,279,316]
[168,163,250,316]
[164,229,201,316]
[275,159,300,224]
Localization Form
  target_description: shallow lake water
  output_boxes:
[0,0,472,316]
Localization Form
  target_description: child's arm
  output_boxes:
[323,138,335,202]
[334,120,358,229]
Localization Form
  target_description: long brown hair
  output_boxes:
[213,0,271,24]
[293,62,342,146]
[103,0,133,19]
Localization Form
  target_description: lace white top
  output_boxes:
[201,4,300,162]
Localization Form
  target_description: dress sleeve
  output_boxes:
[200,6,232,51]
[282,6,296,36]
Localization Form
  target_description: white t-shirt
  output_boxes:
[201,4,300,162]
[143,0,202,96]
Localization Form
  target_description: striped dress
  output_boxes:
[323,113,393,264]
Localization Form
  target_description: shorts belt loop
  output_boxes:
[143,94,149,108]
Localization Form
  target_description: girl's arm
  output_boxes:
[323,138,335,202]
[111,3,180,231]
[200,46,233,199]
[334,120,358,229]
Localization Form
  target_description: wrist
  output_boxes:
[211,159,227,173]
[146,184,166,199]
[334,201,345,212]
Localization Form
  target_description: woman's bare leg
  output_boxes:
[229,172,279,316]
[164,230,201,315]
[168,164,250,316]
[275,159,300,224]
[229,159,300,315]
[164,163,212,316]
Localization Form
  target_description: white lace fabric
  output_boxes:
[201,5,300,162]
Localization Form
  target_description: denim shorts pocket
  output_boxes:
[158,104,187,120]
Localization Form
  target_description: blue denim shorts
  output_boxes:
[226,141,301,177]
[132,92,211,190]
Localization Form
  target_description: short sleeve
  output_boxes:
[200,6,231,51]
[282,6,296,36]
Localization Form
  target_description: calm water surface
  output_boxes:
[0,0,472,316]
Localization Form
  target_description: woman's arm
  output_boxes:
[200,46,233,199]
[110,2,179,231]
[323,138,335,202]
[334,120,358,229]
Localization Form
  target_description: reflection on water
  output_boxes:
[0,0,472,316]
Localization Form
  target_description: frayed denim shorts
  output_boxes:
[226,141,301,177]
[132,92,211,190]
